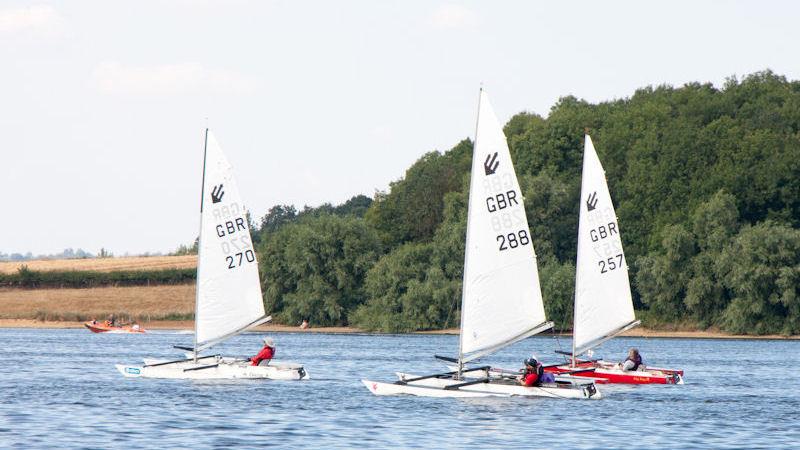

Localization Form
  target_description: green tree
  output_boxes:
[365,140,472,247]
[259,214,382,326]
[718,221,800,335]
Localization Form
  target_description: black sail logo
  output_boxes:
[586,191,598,211]
[211,184,225,204]
[484,152,499,175]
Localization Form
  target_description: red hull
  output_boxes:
[545,360,683,385]
[84,322,146,333]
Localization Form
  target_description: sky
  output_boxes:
[2,1,799,256]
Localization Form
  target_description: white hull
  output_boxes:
[117,355,308,380]
[362,372,600,399]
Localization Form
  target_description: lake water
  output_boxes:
[0,328,797,449]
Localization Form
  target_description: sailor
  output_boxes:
[621,348,643,371]
[519,357,543,387]
[251,337,276,366]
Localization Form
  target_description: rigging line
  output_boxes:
[550,320,569,364]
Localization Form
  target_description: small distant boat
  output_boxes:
[362,90,600,399]
[85,321,145,334]
[543,135,683,385]
[115,129,307,381]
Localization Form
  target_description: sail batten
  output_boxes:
[194,131,266,348]
[572,135,636,355]
[459,91,548,358]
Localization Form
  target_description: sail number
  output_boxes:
[226,250,256,269]
[497,230,530,251]
[598,254,624,273]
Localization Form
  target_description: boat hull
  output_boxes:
[116,356,308,380]
[545,361,683,385]
[362,372,601,399]
[85,322,145,333]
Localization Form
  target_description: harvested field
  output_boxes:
[0,255,197,274]
[0,285,194,322]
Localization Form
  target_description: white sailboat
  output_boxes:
[546,135,682,384]
[116,129,307,380]
[362,91,600,399]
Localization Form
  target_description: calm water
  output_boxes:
[0,329,797,449]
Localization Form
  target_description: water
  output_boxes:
[0,329,797,449]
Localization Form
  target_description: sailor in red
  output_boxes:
[251,337,275,366]
[520,358,542,387]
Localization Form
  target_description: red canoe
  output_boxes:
[545,357,683,384]
[84,322,146,334]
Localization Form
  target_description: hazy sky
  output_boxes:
[2,1,799,256]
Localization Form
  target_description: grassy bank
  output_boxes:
[0,285,194,323]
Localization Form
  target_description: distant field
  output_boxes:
[0,255,197,274]
[0,285,195,322]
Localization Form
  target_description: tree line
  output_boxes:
[253,71,799,335]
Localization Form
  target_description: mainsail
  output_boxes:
[194,130,269,351]
[572,135,638,357]
[458,91,552,363]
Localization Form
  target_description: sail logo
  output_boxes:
[211,184,225,204]
[586,191,598,211]
[484,152,499,175]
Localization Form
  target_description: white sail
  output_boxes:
[459,91,551,361]
[572,135,638,356]
[194,130,268,350]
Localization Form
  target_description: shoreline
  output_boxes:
[0,319,796,340]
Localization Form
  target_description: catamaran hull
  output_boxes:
[362,373,601,399]
[116,357,308,380]
[546,362,683,385]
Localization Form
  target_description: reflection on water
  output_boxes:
[0,329,798,449]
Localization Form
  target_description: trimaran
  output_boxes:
[116,130,307,380]
[543,135,683,384]
[362,90,600,399]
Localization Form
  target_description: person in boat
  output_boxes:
[250,337,275,366]
[519,357,544,387]
[620,348,643,371]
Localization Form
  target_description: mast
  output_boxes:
[193,128,209,362]
[457,86,483,379]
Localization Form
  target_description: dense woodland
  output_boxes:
[253,71,800,335]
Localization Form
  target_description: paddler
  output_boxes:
[250,337,276,366]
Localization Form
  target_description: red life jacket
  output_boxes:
[251,346,275,366]
[523,364,543,386]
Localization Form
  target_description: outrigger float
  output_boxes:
[115,130,307,381]
[542,135,683,385]
[362,90,600,399]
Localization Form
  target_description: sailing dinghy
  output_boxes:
[362,91,600,399]
[544,135,682,385]
[116,130,307,380]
